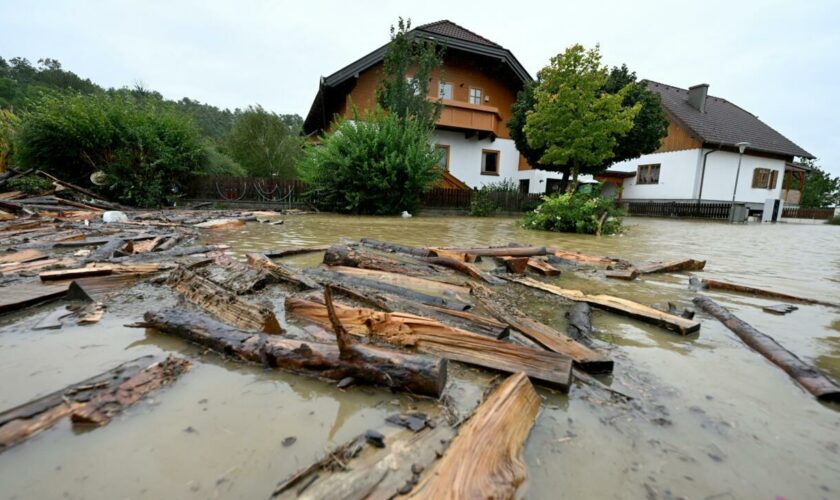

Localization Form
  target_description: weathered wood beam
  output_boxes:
[0,355,190,452]
[0,281,92,314]
[359,238,434,257]
[328,265,469,297]
[605,269,640,280]
[637,258,706,274]
[245,253,319,289]
[693,296,840,402]
[141,308,447,397]
[420,256,503,284]
[409,372,539,499]
[527,258,561,276]
[263,245,331,258]
[0,249,47,265]
[204,255,275,294]
[510,276,701,335]
[700,278,839,308]
[323,245,440,276]
[39,262,171,281]
[499,256,529,275]
[442,246,547,258]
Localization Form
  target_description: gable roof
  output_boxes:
[414,20,502,48]
[645,80,813,159]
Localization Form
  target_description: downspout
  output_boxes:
[697,143,723,203]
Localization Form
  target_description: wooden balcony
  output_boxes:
[436,99,502,139]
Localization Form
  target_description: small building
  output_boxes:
[303,20,566,194]
[599,81,814,209]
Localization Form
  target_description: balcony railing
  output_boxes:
[436,99,502,137]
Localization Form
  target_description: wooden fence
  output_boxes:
[781,207,836,220]
[420,188,542,212]
[182,176,309,204]
[627,201,732,220]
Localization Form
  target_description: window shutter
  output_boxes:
[769,170,778,189]
[751,169,762,188]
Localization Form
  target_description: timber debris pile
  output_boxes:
[2,178,839,498]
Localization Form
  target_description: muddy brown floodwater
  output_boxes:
[1,214,839,499]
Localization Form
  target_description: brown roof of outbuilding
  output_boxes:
[645,81,813,159]
[415,20,502,48]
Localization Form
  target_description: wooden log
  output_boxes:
[472,285,610,372]
[168,266,282,334]
[154,234,181,252]
[549,249,620,266]
[140,308,447,397]
[131,236,164,254]
[328,265,470,297]
[700,278,839,308]
[323,245,440,276]
[409,372,539,499]
[444,246,547,258]
[263,245,331,258]
[202,255,275,294]
[566,302,594,345]
[527,258,561,276]
[359,238,434,257]
[285,297,572,390]
[0,249,47,265]
[693,296,840,402]
[85,238,126,262]
[245,253,319,290]
[429,248,478,263]
[420,256,503,284]
[500,256,529,275]
[510,276,701,335]
[605,268,640,280]
[194,218,246,229]
[0,355,190,451]
[637,258,706,274]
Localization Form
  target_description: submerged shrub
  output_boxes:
[7,174,53,194]
[828,215,840,225]
[301,107,441,215]
[523,189,623,235]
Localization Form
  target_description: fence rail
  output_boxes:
[781,207,835,220]
[420,188,541,211]
[627,201,732,220]
[182,176,309,205]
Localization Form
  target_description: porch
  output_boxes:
[780,162,808,205]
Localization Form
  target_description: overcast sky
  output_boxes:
[4,0,838,174]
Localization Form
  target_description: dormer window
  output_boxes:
[439,82,453,100]
[469,88,482,105]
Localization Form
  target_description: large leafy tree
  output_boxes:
[524,45,640,193]
[227,105,303,178]
[376,17,444,129]
[799,159,840,208]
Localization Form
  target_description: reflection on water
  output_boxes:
[1,214,839,499]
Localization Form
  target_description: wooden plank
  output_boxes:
[444,246,547,258]
[324,245,441,276]
[0,249,47,265]
[263,245,331,258]
[168,266,282,334]
[420,256,503,284]
[39,262,169,281]
[0,356,190,452]
[700,278,839,308]
[408,372,539,499]
[359,238,434,257]
[549,249,618,266]
[527,258,561,276]
[245,253,319,290]
[510,276,701,335]
[329,265,470,297]
[694,296,840,402]
[500,256,529,275]
[605,268,640,280]
[0,257,78,275]
[285,297,572,390]
[194,218,246,229]
[637,258,706,274]
[0,281,83,314]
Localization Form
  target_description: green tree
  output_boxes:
[799,159,840,208]
[0,108,20,172]
[301,107,441,215]
[376,17,444,129]
[14,93,205,207]
[227,105,303,178]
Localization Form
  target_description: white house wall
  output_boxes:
[610,149,702,200]
[699,151,785,203]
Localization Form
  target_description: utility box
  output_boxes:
[729,203,749,223]
[761,199,784,222]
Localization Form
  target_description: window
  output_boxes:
[519,179,530,194]
[751,168,778,189]
[481,149,499,175]
[636,164,660,184]
[469,87,482,105]
[439,82,453,100]
[435,144,450,170]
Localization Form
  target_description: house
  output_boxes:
[598,81,814,208]
[303,20,566,194]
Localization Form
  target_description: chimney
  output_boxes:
[687,84,709,112]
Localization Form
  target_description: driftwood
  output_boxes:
[168,266,282,334]
[526,258,561,276]
[605,269,640,280]
[0,281,92,314]
[429,248,478,263]
[285,297,572,390]
[204,255,275,294]
[566,302,594,346]
[39,262,171,281]
[0,355,190,452]
[549,249,620,267]
[110,244,229,263]
[245,253,319,289]
[420,256,504,285]
[500,256,529,275]
[141,308,447,397]
[359,238,434,257]
[444,246,547,258]
[409,372,539,499]
[1,257,78,275]
[263,245,331,258]
[637,258,706,274]
[155,234,181,252]
[194,218,246,229]
[472,285,611,372]
[329,266,470,298]
[324,245,440,276]
[699,278,839,308]
[0,249,47,265]
[693,296,840,402]
[86,238,127,262]
[510,276,701,335]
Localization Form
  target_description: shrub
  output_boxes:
[7,174,53,194]
[828,216,840,226]
[470,179,519,216]
[14,93,205,207]
[301,108,441,215]
[523,190,623,235]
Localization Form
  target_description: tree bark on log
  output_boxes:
[408,372,539,499]
[323,245,441,276]
[203,254,276,294]
[245,253,320,290]
[429,248,479,263]
[420,256,504,284]
[285,297,572,390]
[693,296,840,402]
[85,238,127,262]
[566,302,594,346]
[510,276,701,335]
[328,265,470,297]
[0,355,190,452]
[700,279,839,308]
[359,238,434,257]
[141,308,447,397]
[168,266,282,334]
[637,258,706,274]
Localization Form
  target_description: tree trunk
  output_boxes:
[699,279,837,308]
[245,253,320,290]
[323,245,440,276]
[359,238,434,257]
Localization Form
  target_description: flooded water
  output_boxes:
[1,214,839,499]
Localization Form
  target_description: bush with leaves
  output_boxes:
[7,174,53,194]
[470,179,520,216]
[301,108,441,215]
[523,188,623,235]
[227,105,303,178]
[14,93,206,207]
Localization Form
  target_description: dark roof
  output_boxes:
[414,20,501,48]
[645,81,813,159]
